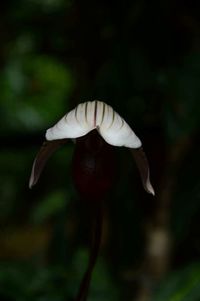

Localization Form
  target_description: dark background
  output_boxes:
[0,0,200,300]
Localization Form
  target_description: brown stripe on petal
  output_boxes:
[119,118,125,130]
[101,102,106,126]
[75,105,79,123]
[64,113,68,122]
[94,100,98,127]
[85,102,88,124]
[108,108,115,129]
[111,108,115,128]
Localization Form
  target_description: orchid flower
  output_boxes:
[29,100,154,301]
[29,100,154,195]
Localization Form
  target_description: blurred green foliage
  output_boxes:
[0,0,200,300]
[1,54,73,132]
[154,263,200,301]
[0,250,117,301]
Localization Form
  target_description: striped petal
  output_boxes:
[45,100,141,148]
[46,102,96,140]
[96,101,141,148]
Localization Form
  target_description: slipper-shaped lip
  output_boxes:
[45,100,142,148]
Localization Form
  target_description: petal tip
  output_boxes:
[146,180,155,196]
[29,182,33,189]
[29,180,34,189]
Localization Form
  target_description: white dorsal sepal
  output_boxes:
[46,102,96,140]
[96,101,142,148]
[45,100,141,149]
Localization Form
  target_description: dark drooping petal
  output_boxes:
[131,147,155,195]
[29,139,68,188]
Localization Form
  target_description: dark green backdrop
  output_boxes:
[0,1,200,300]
